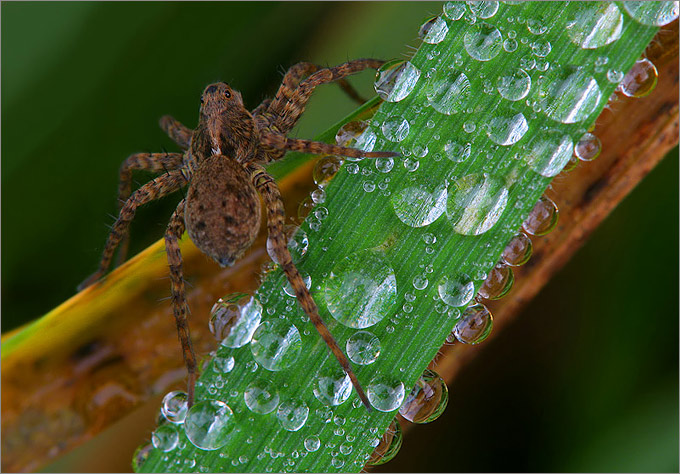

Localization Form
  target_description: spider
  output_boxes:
[79,59,396,409]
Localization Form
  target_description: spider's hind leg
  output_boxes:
[259,130,398,160]
[248,163,372,411]
[159,115,193,150]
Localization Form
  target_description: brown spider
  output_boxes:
[79,59,396,409]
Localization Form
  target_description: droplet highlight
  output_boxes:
[574,132,601,161]
[486,112,528,146]
[152,423,179,452]
[161,391,188,424]
[542,69,602,124]
[497,68,531,101]
[313,367,352,406]
[426,70,472,115]
[381,116,410,142]
[418,16,449,44]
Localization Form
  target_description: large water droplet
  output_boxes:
[323,250,397,329]
[152,423,179,452]
[366,419,403,466]
[523,195,559,236]
[454,303,493,344]
[211,294,262,348]
[497,68,531,101]
[184,400,235,451]
[524,130,574,177]
[346,330,381,365]
[304,435,321,452]
[438,274,476,307]
[161,391,188,424]
[213,354,235,373]
[398,369,449,424]
[250,320,302,371]
[443,1,466,20]
[381,116,410,142]
[313,367,352,406]
[486,112,528,146]
[501,232,532,266]
[368,377,405,412]
[467,1,500,19]
[418,15,449,44]
[478,263,514,300]
[374,60,421,102]
[566,3,623,49]
[276,399,309,431]
[623,1,679,26]
[574,132,601,161]
[446,173,509,235]
[542,69,602,124]
[244,379,280,414]
[313,155,344,187]
[391,185,448,228]
[464,22,503,61]
[618,58,658,98]
[426,70,472,115]
[335,121,368,147]
[444,141,472,163]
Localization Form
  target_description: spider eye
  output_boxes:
[225,90,232,98]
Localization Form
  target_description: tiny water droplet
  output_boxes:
[346,330,381,365]
[374,60,421,102]
[184,400,234,451]
[375,156,394,173]
[276,399,309,431]
[244,379,280,414]
[413,275,429,290]
[447,173,509,235]
[454,303,493,344]
[574,132,601,161]
[399,369,449,423]
[250,320,302,371]
[618,58,658,98]
[213,355,235,374]
[313,155,344,187]
[463,121,476,133]
[283,271,311,297]
[161,390,188,423]
[501,232,532,266]
[335,121,368,147]
[132,444,153,472]
[418,15,449,44]
[523,195,559,236]
[152,423,179,452]
[464,22,503,61]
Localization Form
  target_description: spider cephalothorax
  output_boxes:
[80,59,396,408]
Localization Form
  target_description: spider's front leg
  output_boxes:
[259,130,398,160]
[115,152,184,266]
[78,169,187,290]
[247,163,372,411]
[164,198,198,407]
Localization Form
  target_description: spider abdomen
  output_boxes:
[184,155,261,267]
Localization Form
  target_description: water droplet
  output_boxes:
[426,70,472,115]
[276,399,309,431]
[304,435,321,452]
[526,17,548,35]
[566,3,622,49]
[438,274,476,307]
[541,68,602,124]
[367,377,405,412]
[503,38,518,52]
[323,250,397,329]
[213,354,235,373]
[399,369,449,423]
[618,58,658,98]
[403,157,420,172]
[335,121,368,147]
[447,173,509,235]
[211,294,262,348]
[478,263,514,300]
[523,195,559,236]
[161,390,188,423]
[283,271,311,297]
[464,22,503,61]
[531,39,552,57]
[467,1,499,19]
[524,130,574,177]
[444,141,472,162]
[486,112,528,145]
[346,330,381,365]
[314,155,344,187]
[310,188,326,204]
[184,400,235,451]
[501,232,532,266]
[391,185,447,228]
[463,121,477,133]
[606,69,624,84]
[497,68,531,101]
[574,132,601,161]
[313,367,352,406]
[413,144,429,158]
[623,1,679,26]
[366,419,403,466]
[250,320,302,371]
[132,443,152,471]
[375,156,394,173]
[284,225,309,262]
[452,304,492,344]
[443,1,466,20]
[152,423,179,452]
[374,60,421,102]
[244,379,280,414]
[413,275,429,290]
[418,15,449,44]
[381,116,410,142]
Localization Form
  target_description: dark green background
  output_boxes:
[2,3,677,472]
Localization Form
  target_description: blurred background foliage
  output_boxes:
[2,2,677,472]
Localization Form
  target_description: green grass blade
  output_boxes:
[140,2,661,472]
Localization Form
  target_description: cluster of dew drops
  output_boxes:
[135,1,673,471]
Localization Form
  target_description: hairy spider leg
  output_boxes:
[159,115,193,150]
[164,198,199,407]
[248,163,372,411]
[115,152,185,266]
[78,169,187,290]
[258,130,397,160]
